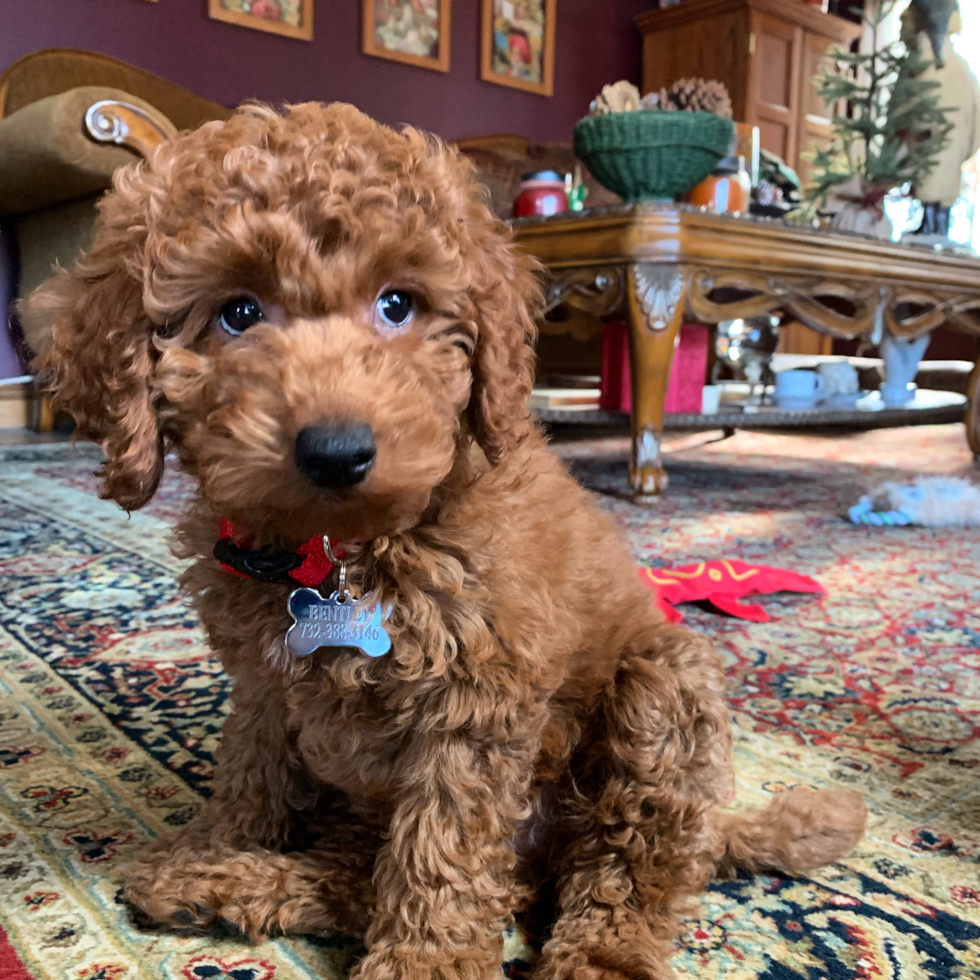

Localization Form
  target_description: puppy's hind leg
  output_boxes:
[706,787,867,879]
[537,632,734,980]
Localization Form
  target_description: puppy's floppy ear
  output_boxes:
[467,229,541,463]
[24,166,163,511]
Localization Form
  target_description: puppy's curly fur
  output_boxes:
[29,103,866,980]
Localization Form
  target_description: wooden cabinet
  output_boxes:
[636,0,861,176]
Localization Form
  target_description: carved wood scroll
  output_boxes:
[544,267,625,318]
[885,289,980,338]
[543,264,686,333]
[84,99,177,158]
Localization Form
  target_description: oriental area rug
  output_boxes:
[1,424,979,980]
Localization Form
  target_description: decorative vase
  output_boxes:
[880,333,930,406]
[685,155,752,212]
[831,203,894,239]
[713,315,780,383]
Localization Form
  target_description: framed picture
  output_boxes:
[208,0,313,42]
[481,0,556,97]
[362,0,451,73]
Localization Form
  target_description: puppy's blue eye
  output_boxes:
[219,297,264,335]
[376,290,414,328]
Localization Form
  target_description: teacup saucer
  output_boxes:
[880,383,917,407]
[773,395,817,410]
[818,391,863,408]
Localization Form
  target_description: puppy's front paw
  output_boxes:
[536,908,675,980]
[124,879,223,935]
[122,846,292,942]
[352,946,501,980]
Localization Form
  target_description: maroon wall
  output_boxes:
[0,0,651,142]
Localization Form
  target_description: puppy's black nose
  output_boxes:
[294,424,376,490]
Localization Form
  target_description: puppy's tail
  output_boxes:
[706,787,867,878]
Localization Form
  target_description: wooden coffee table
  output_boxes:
[511,204,980,501]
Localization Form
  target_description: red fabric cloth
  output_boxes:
[599,321,708,413]
[639,560,825,623]
[599,320,632,412]
[218,519,341,587]
[664,324,709,413]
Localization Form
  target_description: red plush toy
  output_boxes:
[639,560,824,623]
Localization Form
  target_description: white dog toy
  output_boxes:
[848,476,980,527]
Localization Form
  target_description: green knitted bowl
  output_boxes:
[573,111,735,202]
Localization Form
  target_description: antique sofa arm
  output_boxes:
[0,85,177,429]
[0,85,175,218]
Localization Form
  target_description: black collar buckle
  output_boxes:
[214,538,304,585]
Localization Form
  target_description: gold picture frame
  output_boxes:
[362,0,451,73]
[481,0,555,97]
[208,0,313,42]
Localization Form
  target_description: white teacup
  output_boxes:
[774,369,825,407]
[701,385,721,414]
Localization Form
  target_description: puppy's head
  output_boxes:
[27,103,539,542]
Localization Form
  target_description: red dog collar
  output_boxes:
[215,518,343,587]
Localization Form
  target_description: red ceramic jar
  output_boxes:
[513,170,569,218]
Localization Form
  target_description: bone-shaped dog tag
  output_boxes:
[286,587,391,658]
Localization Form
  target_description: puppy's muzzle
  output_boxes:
[294,423,377,490]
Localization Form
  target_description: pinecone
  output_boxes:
[660,77,733,118]
[588,80,643,116]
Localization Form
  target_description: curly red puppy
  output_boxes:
[28,102,866,980]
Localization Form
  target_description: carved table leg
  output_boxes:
[626,263,686,501]
[967,355,980,463]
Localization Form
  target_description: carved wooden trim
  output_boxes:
[542,261,980,346]
[512,204,980,295]
[544,266,626,318]
[84,99,176,158]
[630,264,684,331]
[885,289,980,338]
[687,268,881,338]
[636,0,864,43]
[455,133,532,155]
